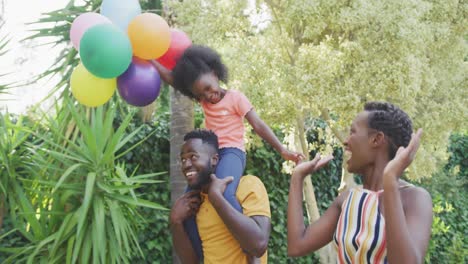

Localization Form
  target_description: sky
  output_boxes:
[0,0,69,114]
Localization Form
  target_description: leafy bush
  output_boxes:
[419,133,468,264]
[0,104,165,263]
[244,122,342,263]
[114,112,343,263]
[121,121,467,263]
[3,102,466,263]
[115,107,172,263]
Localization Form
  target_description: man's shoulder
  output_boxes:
[237,175,271,217]
[239,175,265,187]
[237,175,268,199]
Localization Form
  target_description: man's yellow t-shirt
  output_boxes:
[197,175,271,264]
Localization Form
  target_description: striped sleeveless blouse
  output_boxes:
[333,188,387,264]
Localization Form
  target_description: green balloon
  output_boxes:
[80,24,132,78]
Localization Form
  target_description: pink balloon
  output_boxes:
[70,12,112,50]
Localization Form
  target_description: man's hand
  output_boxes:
[170,190,201,225]
[169,190,202,264]
[207,174,233,201]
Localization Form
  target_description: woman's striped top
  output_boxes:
[333,187,388,264]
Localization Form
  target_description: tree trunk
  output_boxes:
[158,0,193,262]
[170,88,194,264]
[338,161,357,194]
[138,101,157,123]
[296,118,337,264]
[320,108,357,194]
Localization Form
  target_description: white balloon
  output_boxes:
[100,0,142,31]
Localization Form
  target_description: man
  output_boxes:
[170,129,271,264]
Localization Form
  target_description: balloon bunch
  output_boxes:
[69,0,192,107]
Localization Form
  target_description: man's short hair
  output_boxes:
[183,129,219,152]
[364,101,413,159]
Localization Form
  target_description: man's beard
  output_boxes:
[190,161,214,190]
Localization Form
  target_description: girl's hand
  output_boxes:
[292,154,334,180]
[383,129,423,184]
[150,60,173,85]
[281,149,306,164]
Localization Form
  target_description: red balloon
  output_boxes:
[156,29,192,70]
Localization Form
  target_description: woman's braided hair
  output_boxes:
[364,102,413,159]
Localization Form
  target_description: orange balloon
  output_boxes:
[128,13,171,60]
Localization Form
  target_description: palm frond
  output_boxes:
[2,99,167,262]
[0,21,12,95]
[25,1,103,99]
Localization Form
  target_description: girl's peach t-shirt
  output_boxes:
[201,90,252,151]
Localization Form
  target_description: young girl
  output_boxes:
[152,45,303,259]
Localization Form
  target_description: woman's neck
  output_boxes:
[361,159,387,191]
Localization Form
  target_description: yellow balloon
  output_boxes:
[128,13,171,60]
[70,63,116,107]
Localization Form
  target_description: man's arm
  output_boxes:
[207,174,271,257]
[169,191,201,264]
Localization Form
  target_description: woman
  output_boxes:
[287,102,432,263]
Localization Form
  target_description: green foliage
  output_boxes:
[115,103,172,263]
[0,114,36,261]
[0,113,40,241]
[113,115,342,263]
[3,107,467,263]
[109,123,468,263]
[0,21,12,96]
[446,133,468,180]
[245,137,342,263]
[0,102,166,263]
[112,86,202,263]
[424,191,468,263]
[169,0,467,180]
[96,110,344,263]
[418,133,468,264]
[7,2,467,262]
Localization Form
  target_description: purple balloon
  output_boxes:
[117,57,161,106]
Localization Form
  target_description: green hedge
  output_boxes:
[246,141,342,263]
[418,133,468,264]
[115,109,343,263]
[121,113,467,263]
[2,107,466,263]
[115,108,172,264]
